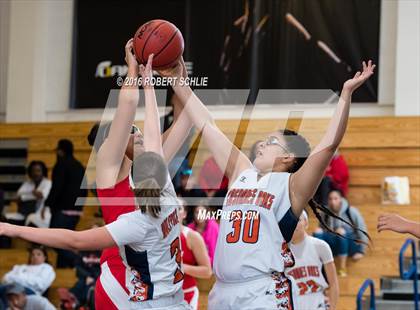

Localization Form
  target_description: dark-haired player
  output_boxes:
[163,58,374,309]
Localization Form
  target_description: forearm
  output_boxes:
[324,261,339,310]
[12,225,81,251]
[327,283,339,310]
[173,85,214,131]
[144,87,163,155]
[290,90,352,212]
[120,66,140,101]
[406,221,420,238]
[162,96,193,162]
[312,89,351,155]
[173,85,251,179]
[100,66,139,166]
[183,263,212,279]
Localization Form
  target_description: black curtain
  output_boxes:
[71,0,380,108]
[190,0,379,102]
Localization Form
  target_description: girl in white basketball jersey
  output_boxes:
[286,211,339,310]
[163,59,375,309]
[0,56,190,309]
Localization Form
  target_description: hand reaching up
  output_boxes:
[124,39,139,73]
[157,57,188,81]
[343,60,376,94]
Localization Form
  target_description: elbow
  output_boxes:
[203,266,213,279]
[69,232,87,252]
[326,143,338,154]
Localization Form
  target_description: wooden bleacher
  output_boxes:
[0,116,419,309]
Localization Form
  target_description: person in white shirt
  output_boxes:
[162,57,374,309]
[5,161,51,226]
[286,211,339,310]
[0,246,55,309]
[5,283,55,310]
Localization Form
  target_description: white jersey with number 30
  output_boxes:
[214,168,298,282]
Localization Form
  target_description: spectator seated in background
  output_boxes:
[5,161,51,226]
[57,224,101,310]
[188,201,219,266]
[314,150,349,206]
[0,245,56,308]
[313,189,368,277]
[2,283,55,310]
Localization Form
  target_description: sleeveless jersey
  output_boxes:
[97,176,135,267]
[213,168,298,282]
[106,176,184,304]
[286,236,332,297]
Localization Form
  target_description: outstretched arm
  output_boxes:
[0,222,115,251]
[378,214,420,238]
[166,59,252,182]
[161,97,193,163]
[290,61,376,216]
[140,54,163,157]
[96,39,140,188]
[160,64,193,163]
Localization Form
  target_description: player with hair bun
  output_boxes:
[162,58,375,309]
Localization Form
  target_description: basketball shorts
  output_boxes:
[208,272,296,310]
[294,292,327,310]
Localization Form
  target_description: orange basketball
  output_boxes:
[133,20,184,69]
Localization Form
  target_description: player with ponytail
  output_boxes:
[162,58,375,309]
[0,52,190,310]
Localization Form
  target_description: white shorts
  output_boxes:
[208,272,296,310]
[150,301,192,310]
[294,292,326,310]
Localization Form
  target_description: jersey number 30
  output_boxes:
[170,237,184,284]
[226,210,260,244]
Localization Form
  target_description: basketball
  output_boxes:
[133,19,184,69]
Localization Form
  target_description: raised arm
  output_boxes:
[139,54,163,157]
[161,96,193,163]
[0,222,115,251]
[159,63,193,163]
[289,61,376,216]
[96,39,140,187]
[167,59,252,182]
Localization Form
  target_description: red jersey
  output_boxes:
[181,226,197,290]
[95,176,136,309]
